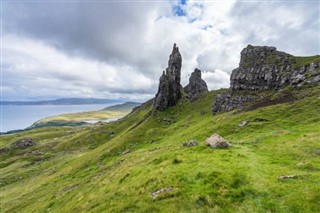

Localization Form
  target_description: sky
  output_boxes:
[1,0,319,102]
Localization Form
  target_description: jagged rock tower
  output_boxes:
[153,44,182,111]
[184,68,208,101]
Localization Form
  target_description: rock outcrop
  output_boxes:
[184,68,208,101]
[153,44,182,111]
[230,45,319,91]
[212,45,320,114]
[11,138,36,149]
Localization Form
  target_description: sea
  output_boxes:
[1,104,119,132]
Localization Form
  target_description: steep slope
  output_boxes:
[1,85,320,212]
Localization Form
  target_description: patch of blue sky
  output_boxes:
[173,0,187,17]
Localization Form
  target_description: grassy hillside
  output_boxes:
[1,86,320,212]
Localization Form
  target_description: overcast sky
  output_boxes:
[2,0,319,101]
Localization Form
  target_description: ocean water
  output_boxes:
[1,104,119,132]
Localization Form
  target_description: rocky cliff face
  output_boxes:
[184,68,208,101]
[231,45,320,90]
[153,44,182,111]
[212,45,320,114]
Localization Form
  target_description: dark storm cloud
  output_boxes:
[3,2,162,72]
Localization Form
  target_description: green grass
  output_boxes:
[293,55,320,68]
[1,86,320,212]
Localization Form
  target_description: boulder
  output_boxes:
[206,134,231,148]
[184,68,208,101]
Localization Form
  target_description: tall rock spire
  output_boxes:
[153,44,182,111]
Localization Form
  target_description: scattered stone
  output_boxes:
[182,140,198,147]
[60,184,80,194]
[279,175,296,180]
[122,149,131,155]
[184,68,208,101]
[163,118,174,124]
[150,187,174,199]
[314,149,320,155]
[206,134,231,148]
[153,43,182,111]
[239,120,248,127]
[149,139,156,144]
[11,138,36,149]
[200,110,206,115]
[31,150,44,156]
[297,161,307,166]
[98,162,105,167]
[0,147,9,154]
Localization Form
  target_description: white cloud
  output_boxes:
[202,70,230,90]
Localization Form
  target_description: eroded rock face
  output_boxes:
[212,93,255,114]
[212,45,320,114]
[154,44,182,111]
[184,68,208,101]
[231,45,320,90]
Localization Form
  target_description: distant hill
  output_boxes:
[1,98,121,105]
[103,102,141,112]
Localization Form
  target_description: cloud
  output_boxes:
[2,0,319,101]
[202,70,230,90]
[2,35,155,101]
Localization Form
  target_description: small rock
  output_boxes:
[182,140,198,147]
[149,139,156,144]
[279,175,296,180]
[200,110,206,115]
[239,120,248,127]
[98,162,105,167]
[0,147,9,154]
[60,184,80,194]
[122,149,131,155]
[150,187,174,199]
[31,150,44,155]
[206,134,231,148]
